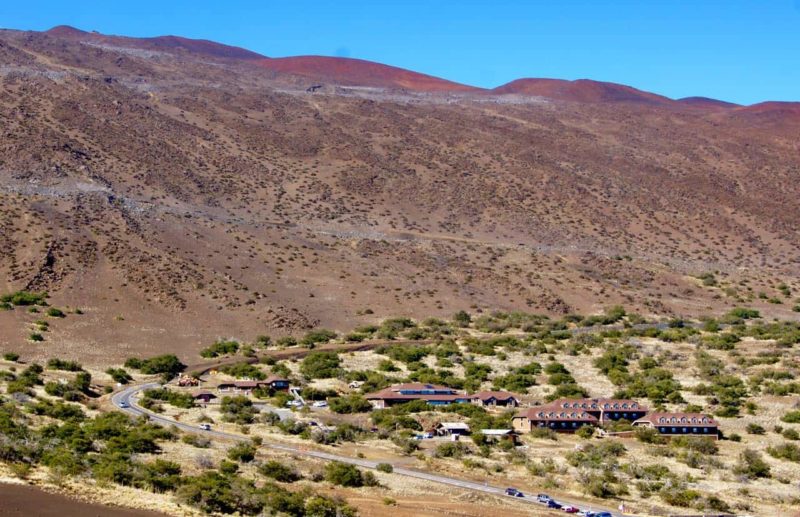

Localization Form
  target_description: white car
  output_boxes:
[199,423,212,431]
[312,401,328,408]
[117,401,129,409]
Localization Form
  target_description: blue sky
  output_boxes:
[2,1,799,104]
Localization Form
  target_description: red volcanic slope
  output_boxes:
[736,101,800,116]
[492,78,673,104]
[677,96,740,109]
[45,25,265,60]
[256,55,480,92]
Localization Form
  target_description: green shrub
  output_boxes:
[452,310,471,327]
[300,351,341,379]
[733,449,771,478]
[781,410,800,423]
[47,358,83,371]
[105,368,133,384]
[46,307,65,318]
[227,442,256,463]
[124,355,185,382]
[1,291,47,306]
[434,442,472,459]
[29,333,44,342]
[301,329,337,347]
[143,388,195,409]
[767,442,800,462]
[323,461,378,487]
[3,352,20,362]
[328,394,372,414]
[218,362,265,380]
[220,396,258,424]
[259,460,300,482]
[376,462,393,473]
[200,339,240,358]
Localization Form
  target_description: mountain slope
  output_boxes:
[491,78,674,104]
[1,27,799,363]
[256,55,480,92]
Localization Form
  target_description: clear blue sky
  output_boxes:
[3,1,799,104]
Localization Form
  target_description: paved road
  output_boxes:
[111,383,625,516]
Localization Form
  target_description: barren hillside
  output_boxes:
[1,27,799,362]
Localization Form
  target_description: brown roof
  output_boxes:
[264,375,289,384]
[217,380,267,389]
[634,412,717,427]
[365,383,466,402]
[471,390,518,402]
[546,398,648,412]
[515,405,598,422]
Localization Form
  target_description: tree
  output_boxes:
[300,351,341,379]
[227,442,256,463]
[452,310,471,327]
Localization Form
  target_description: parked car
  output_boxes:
[594,513,613,517]
[199,423,211,431]
[536,494,552,504]
[577,512,595,517]
[562,506,580,513]
[547,500,563,510]
[504,487,523,497]
[312,400,328,408]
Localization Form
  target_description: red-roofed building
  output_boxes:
[633,413,719,438]
[547,398,648,424]
[365,383,472,409]
[512,406,598,433]
[511,397,648,433]
[470,391,519,408]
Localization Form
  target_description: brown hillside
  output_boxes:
[1,27,799,363]
[256,55,480,92]
[492,78,673,104]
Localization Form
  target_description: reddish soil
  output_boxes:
[0,484,167,517]
[677,96,740,110]
[256,55,480,91]
[1,26,799,363]
[491,78,673,104]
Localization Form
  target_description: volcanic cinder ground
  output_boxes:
[1,26,799,363]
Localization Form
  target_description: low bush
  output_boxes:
[259,460,301,482]
[323,462,378,487]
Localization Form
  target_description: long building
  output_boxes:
[632,412,719,438]
[512,397,648,433]
[365,383,473,409]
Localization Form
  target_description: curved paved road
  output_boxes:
[111,383,626,516]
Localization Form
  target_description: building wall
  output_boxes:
[511,417,531,433]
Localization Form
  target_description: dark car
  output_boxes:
[505,487,524,497]
[547,500,563,509]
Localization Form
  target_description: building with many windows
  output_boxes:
[632,412,719,438]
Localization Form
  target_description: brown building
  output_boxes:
[547,398,648,424]
[633,413,719,438]
[512,406,598,433]
[471,390,520,407]
[365,383,473,409]
[216,377,290,396]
